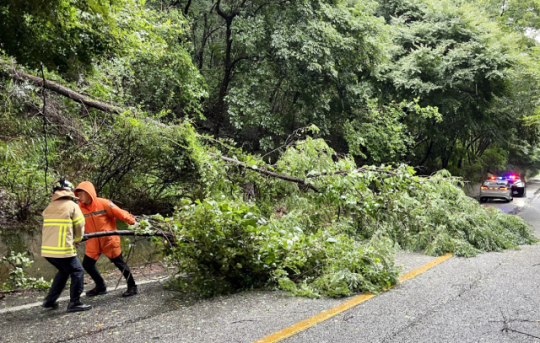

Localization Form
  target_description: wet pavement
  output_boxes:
[0,252,439,343]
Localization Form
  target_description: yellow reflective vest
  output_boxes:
[41,190,85,258]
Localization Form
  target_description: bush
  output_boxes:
[162,199,398,298]
[0,252,51,292]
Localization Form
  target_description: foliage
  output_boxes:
[344,99,440,163]
[149,137,535,297]
[376,0,539,179]
[467,0,540,32]
[59,115,212,214]
[1,0,540,300]
[0,79,51,221]
[77,8,207,119]
[0,252,51,292]
[366,170,536,257]
[178,0,390,145]
[159,197,399,298]
[0,0,164,75]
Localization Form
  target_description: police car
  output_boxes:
[505,174,526,197]
[479,177,513,203]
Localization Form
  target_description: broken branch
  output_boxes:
[0,61,125,114]
[215,154,320,193]
[82,230,175,245]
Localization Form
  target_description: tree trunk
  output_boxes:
[417,140,434,167]
[1,62,124,114]
[214,16,234,136]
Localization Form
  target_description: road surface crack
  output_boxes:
[495,308,540,340]
[379,265,499,343]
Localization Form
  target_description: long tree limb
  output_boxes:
[306,167,401,179]
[1,61,324,193]
[82,230,175,244]
[0,61,124,114]
[215,154,320,193]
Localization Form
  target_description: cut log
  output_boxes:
[0,61,124,114]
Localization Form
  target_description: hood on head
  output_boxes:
[51,189,77,202]
[74,181,97,207]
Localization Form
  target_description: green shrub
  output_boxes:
[0,252,51,292]
[162,199,398,298]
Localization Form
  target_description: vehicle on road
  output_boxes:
[479,179,513,203]
[505,174,526,197]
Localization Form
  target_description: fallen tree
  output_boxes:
[0,61,124,114]
[216,154,321,193]
[0,61,399,195]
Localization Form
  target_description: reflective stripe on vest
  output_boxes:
[83,210,107,218]
[73,214,84,226]
[41,246,76,254]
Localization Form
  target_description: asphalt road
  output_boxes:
[474,178,540,215]
[2,182,540,343]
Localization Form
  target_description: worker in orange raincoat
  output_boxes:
[74,181,138,297]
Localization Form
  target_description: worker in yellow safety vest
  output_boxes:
[41,179,92,312]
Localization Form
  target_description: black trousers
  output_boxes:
[44,256,84,304]
[82,253,136,288]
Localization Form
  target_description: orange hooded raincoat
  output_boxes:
[75,181,135,260]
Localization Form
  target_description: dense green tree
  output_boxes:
[376,0,536,177]
[467,0,540,32]
[174,0,390,150]
[0,0,157,74]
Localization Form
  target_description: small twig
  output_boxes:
[498,307,540,340]
[261,126,313,160]
[230,319,259,324]
[343,314,355,322]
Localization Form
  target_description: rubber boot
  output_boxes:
[122,285,138,297]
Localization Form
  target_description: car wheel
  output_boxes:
[479,197,485,203]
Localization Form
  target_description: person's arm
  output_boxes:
[72,205,85,243]
[102,199,136,225]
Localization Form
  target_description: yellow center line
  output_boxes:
[254,253,453,343]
